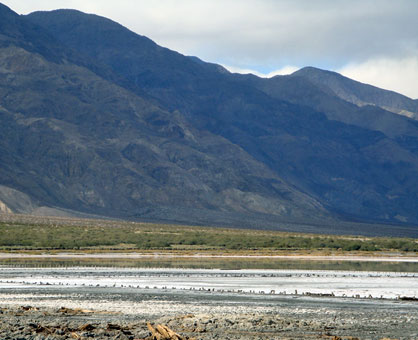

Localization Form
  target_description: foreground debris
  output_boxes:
[143,322,195,340]
[0,305,415,339]
[0,307,194,340]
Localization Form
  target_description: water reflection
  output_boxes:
[1,258,417,272]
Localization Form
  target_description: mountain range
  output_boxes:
[1,3,417,237]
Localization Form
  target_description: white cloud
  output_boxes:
[6,0,417,64]
[265,66,301,78]
[223,65,300,78]
[338,57,418,99]
[3,0,418,97]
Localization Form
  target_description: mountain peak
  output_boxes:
[290,66,418,118]
[0,2,21,36]
[0,3,60,61]
[29,8,123,30]
[291,66,342,78]
[0,2,15,15]
[27,9,158,49]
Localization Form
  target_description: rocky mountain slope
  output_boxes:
[0,3,417,235]
[291,66,418,120]
[0,4,329,227]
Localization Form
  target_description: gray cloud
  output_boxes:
[3,0,418,97]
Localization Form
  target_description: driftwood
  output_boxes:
[142,322,195,340]
[57,307,116,315]
[79,323,96,331]
[58,307,95,314]
[20,306,39,312]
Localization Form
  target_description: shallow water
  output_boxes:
[1,257,418,272]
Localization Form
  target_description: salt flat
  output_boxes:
[1,267,417,299]
[1,266,417,339]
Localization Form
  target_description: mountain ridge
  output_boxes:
[291,66,418,119]
[0,4,417,236]
[1,6,331,228]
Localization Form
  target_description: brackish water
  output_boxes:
[1,257,417,272]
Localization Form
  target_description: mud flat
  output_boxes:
[0,292,417,339]
[1,267,418,339]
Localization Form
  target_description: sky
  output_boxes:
[3,0,418,98]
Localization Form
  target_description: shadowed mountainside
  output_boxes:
[0,4,417,235]
[0,4,330,229]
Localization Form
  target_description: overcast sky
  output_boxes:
[3,0,418,98]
